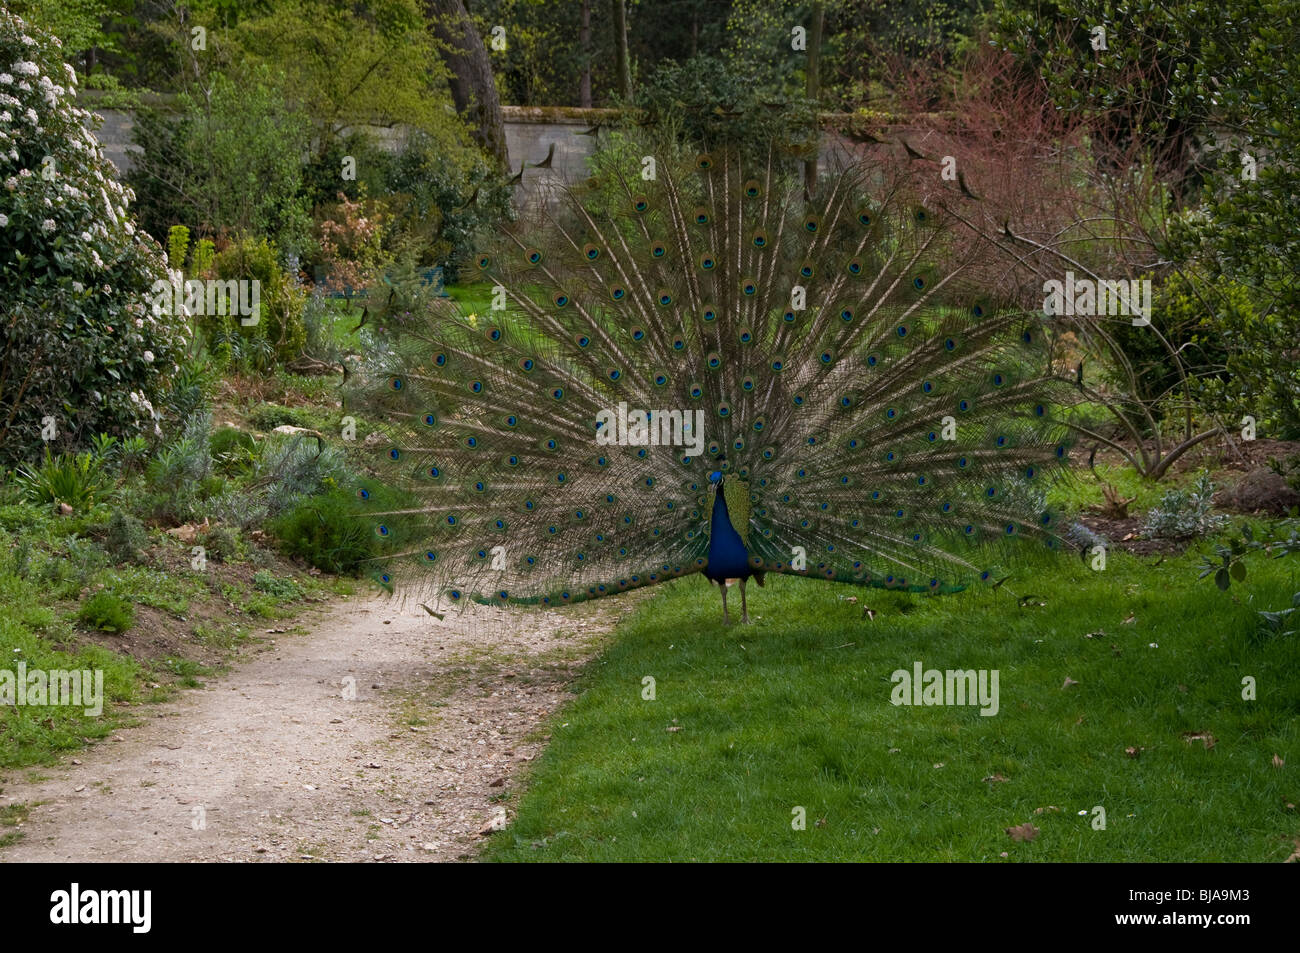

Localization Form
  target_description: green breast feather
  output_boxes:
[723,479,752,547]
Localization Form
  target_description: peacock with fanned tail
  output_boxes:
[350,145,1074,624]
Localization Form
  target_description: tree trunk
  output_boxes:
[427,0,509,170]
[803,1,824,195]
[579,0,592,108]
[610,0,632,102]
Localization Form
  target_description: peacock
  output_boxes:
[349,143,1074,624]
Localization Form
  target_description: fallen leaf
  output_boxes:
[488,777,506,787]
[1125,746,1143,759]
[1122,613,1136,624]
[815,817,827,828]
[983,774,1009,784]
[1033,805,1060,815]
[1273,754,1285,768]
[1062,677,1079,689]
[1182,731,1216,750]
[1005,822,1039,842]
[665,725,682,733]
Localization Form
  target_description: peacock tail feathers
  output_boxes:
[348,144,1076,610]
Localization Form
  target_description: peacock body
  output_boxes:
[352,144,1072,623]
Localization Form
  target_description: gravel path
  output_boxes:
[0,594,631,862]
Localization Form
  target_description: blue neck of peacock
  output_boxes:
[707,484,751,580]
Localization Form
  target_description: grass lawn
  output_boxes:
[485,540,1300,861]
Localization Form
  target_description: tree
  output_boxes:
[610,0,630,100]
[0,8,188,461]
[427,0,508,169]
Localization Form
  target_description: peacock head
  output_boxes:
[708,470,724,485]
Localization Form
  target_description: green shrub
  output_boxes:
[268,488,374,574]
[198,523,242,563]
[104,510,149,565]
[77,590,135,633]
[1143,472,1229,540]
[210,427,257,476]
[248,404,314,432]
[210,237,307,367]
[14,449,111,511]
[0,11,188,465]
[252,571,302,599]
[144,411,214,524]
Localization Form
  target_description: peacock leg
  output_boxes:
[739,577,750,624]
[719,581,731,625]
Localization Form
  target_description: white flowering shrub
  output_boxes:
[0,10,188,464]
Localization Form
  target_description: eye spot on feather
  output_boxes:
[583,243,600,261]
[525,248,542,264]
[609,286,626,301]
[356,488,370,500]
[470,380,483,393]
[743,179,761,198]
[633,196,649,213]
[388,448,400,460]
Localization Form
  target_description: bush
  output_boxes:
[1143,472,1229,540]
[77,590,135,633]
[268,487,374,574]
[144,411,214,524]
[126,69,313,255]
[103,510,148,564]
[208,237,307,368]
[209,426,256,477]
[252,570,301,599]
[0,10,189,464]
[198,523,242,563]
[14,448,111,511]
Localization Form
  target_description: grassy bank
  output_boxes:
[486,541,1300,861]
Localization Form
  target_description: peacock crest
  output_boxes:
[350,143,1074,621]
